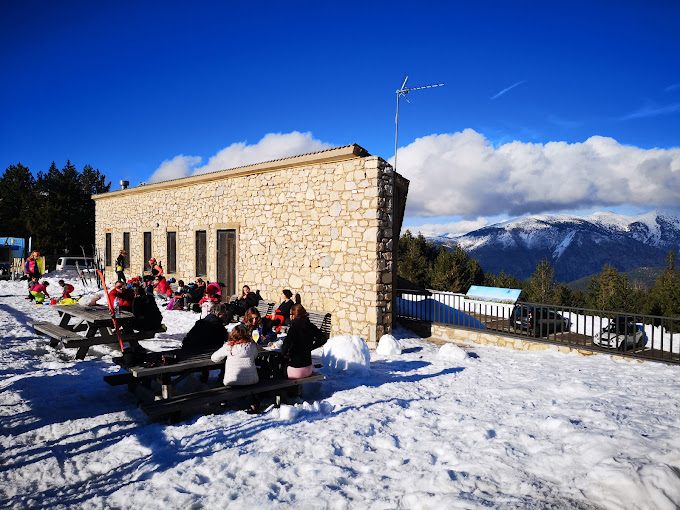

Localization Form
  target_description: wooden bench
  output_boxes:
[32,321,82,346]
[141,373,325,421]
[233,300,275,323]
[258,301,275,317]
[307,311,332,339]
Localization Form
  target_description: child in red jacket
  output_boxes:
[58,280,75,299]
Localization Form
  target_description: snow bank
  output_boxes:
[376,334,401,355]
[78,291,104,307]
[321,335,370,374]
[437,343,468,362]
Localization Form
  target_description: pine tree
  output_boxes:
[0,163,35,237]
[28,161,110,266]
[586,264,632,312]
[649,251,680,319]
[484,271,523,289]
[398,231,431,289]
[524,259,556,303]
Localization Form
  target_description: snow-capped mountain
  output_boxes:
[428,211,680,282]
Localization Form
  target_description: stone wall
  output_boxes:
[93,146,406,345]
[431,324,598,356]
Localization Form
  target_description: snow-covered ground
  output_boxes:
[1,277,680,509]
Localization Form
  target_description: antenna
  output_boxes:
[394,76,444,173]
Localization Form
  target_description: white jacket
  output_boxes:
[211,341,259,386]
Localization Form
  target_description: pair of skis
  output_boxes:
[96,269,126,352]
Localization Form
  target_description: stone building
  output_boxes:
[93,145,408,345]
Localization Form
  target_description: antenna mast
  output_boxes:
[394,76,444,173]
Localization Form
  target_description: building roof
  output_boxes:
[93,144,371,200]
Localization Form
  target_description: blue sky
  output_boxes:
[1,1,679,233]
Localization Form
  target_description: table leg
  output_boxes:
[75,346,89,360]
[59,313,72,328]
[160,374,172,399]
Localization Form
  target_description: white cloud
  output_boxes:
[148,131,332,183]
[490,80,526,100]
[148,155,201,183]
[193,131,332,175]
[621,102,680,120]
[395,129,680,218]
[408,218,492,237]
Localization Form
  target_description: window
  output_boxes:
[105,233,112,266]
[195,230,207,276]
[143,232,152,270]
[123,232,130,268]
[167,231,177,273]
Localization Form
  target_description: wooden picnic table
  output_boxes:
[107,348,325,421]
[109,350,222,400]
[33,304,158,360]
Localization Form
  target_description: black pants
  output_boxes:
[224,302,247,323]
[261,317,283,335]
[116,270,126,283]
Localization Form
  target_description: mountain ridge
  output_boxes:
[426,211,680,282]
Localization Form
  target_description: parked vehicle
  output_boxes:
[592,317,648,351]
[55,256,94,271]
[509,304,571,337]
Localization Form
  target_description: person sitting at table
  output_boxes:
[180,302,229,355]
[240,306,266,345]
[131,284,163,332]
[281,304,327,380]
[109,281,134,311]
[222,285,259,323]
[211,324,259,387]
[262,289,299,337]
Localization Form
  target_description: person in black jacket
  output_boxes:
[281,304,327,379]
[224,285,260,322]
[180,303,229,354]
[131,285,163,332]
[262,289,299,336]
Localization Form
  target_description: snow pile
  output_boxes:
[78,291,104,307]
[321,335,370,374]
[274,401,332,421]
[437,342,468,362]
[376,334,401,355]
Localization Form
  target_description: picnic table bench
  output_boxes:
[32,304,163,360]
[142,373,325,421]
[107,348,326,421]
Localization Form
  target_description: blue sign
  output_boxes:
[465,285,522,304]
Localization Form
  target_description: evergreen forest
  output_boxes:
[0,161,110,266]
[398,230,680,318]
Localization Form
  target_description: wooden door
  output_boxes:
[143,232,152,271]
[216,229,236,297]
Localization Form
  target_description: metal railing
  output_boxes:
[396,289,680,364]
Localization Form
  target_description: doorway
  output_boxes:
[216,229,236,297]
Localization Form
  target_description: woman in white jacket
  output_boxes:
[211,324,260,387]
